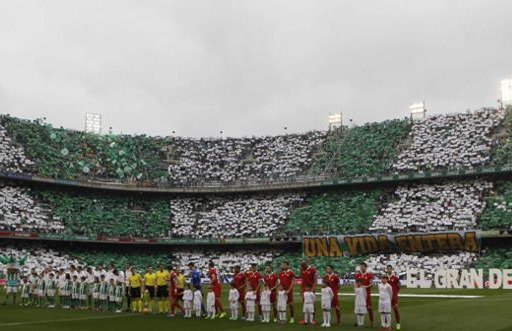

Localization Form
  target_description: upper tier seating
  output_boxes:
[480,181,512,230]
[311,119,410,177]
[392,108,504,171]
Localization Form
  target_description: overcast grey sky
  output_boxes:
[0,0,511,138]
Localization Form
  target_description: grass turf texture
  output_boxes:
[1,286,512,331]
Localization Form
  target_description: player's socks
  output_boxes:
[138,301,142,312]
[369,308,374,326]
[394,307,401,323]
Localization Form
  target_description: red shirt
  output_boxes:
[264,272,278,290]
[278,270,295,290]
[209,268,220,286]
[169,271,177,291]
[388,274,400,295]
[323,273,340,294]
[300,266,317,288]
[355,271,374,293]
[246,271,262,291]
[233,272,246,291]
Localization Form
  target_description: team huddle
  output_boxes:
[3,260,402,330]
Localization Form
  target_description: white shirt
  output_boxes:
[183,289,193,301]
[378,283,393,304]
[193,290,202,306]
[260,290,271,305]
[303,291,315,305]
[354,287,366,306]
[321,287,334,303]
[206,291,216,307]
[228,288,239,302]
[277,290,287,307]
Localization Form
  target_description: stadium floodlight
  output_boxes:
[410,101,426,122]
[500,78,512,106]
[328,112,342,130]
[85,113,102,134]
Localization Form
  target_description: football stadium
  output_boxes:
[1,1,512,331]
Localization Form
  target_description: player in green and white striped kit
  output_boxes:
[71,275,79,308]
[20,278,31,306]
[79,276,89,309]
[46,273,57,308]
[36,274,46,307]
[3,267,21,305]
[108,278,116,311]
[91,277,101,310]
[99,275,108,311]
[114,279,125,313]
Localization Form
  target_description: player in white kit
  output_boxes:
[321,280,334,327]
[183,284,194,318]
[302,285,316,325]
[354,278,368,327]
[277,284,288,324]
[228,282,240,320]
[260,285,272,323]
[378,275,393,330]
[193,285,203,318]
[245,286,257,321]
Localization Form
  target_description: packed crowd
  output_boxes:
[0,124,33,174]
[311,119,410,177]
[170,194,304,239]
[480,181,512,230]
[392,108,505,172]
[165,132,326,185]
[0,185,62,233]
[369,181,491,233]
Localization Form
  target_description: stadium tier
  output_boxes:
[0,107,510,187]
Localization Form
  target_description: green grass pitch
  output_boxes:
[1,286,511,331]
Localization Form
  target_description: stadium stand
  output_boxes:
[311,119,410,177]
[369,181,491,233]
[392,109,504,171]
[474,248,512,269]
[170,193,304,239]
[38,189,170,238]
[285,189,383,235]
[0,124,33,173]
[480,181,512,230]
[0,185,62,233]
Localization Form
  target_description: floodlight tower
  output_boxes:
[410,102,426,122]
[500,78,512,107]
[328,112,342,130]
[85,113,102,134]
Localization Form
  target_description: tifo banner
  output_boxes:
[303,231,481,257]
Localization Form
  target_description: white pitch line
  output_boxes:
[312,292,483,299]
[0,314,136,327]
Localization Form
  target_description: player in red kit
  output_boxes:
[278,261,295,324]
[355,262,374,327]
[233,265,247,318]
[169,266,184,316]
[323,264,341,325]
[263,264,278,322]
[246,263,262,318]
[208,262,226,318]
[299,260,317,325]
[386,265,401,330]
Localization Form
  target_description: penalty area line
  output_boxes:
[0,314,137,327]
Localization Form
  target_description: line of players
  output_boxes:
[197,260,402,330]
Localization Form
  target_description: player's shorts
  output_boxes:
[287,291,294,304]
[176,288,184,301]
[238,290,245,303]
[6,286,18,294]
[379,302,391,314]
[355,305,367,314]
[157,285,169,298]
[47,290,56,297]
[213,283,222,299]
[270,290,276,304]
[147,286,155,298]
[130,287,141,298]
[170,288,179,299]
[321,300,332,310]
[303,303,314,313]
[331,293,339,308]
[391,294,399,306]
[365,291,373,309]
